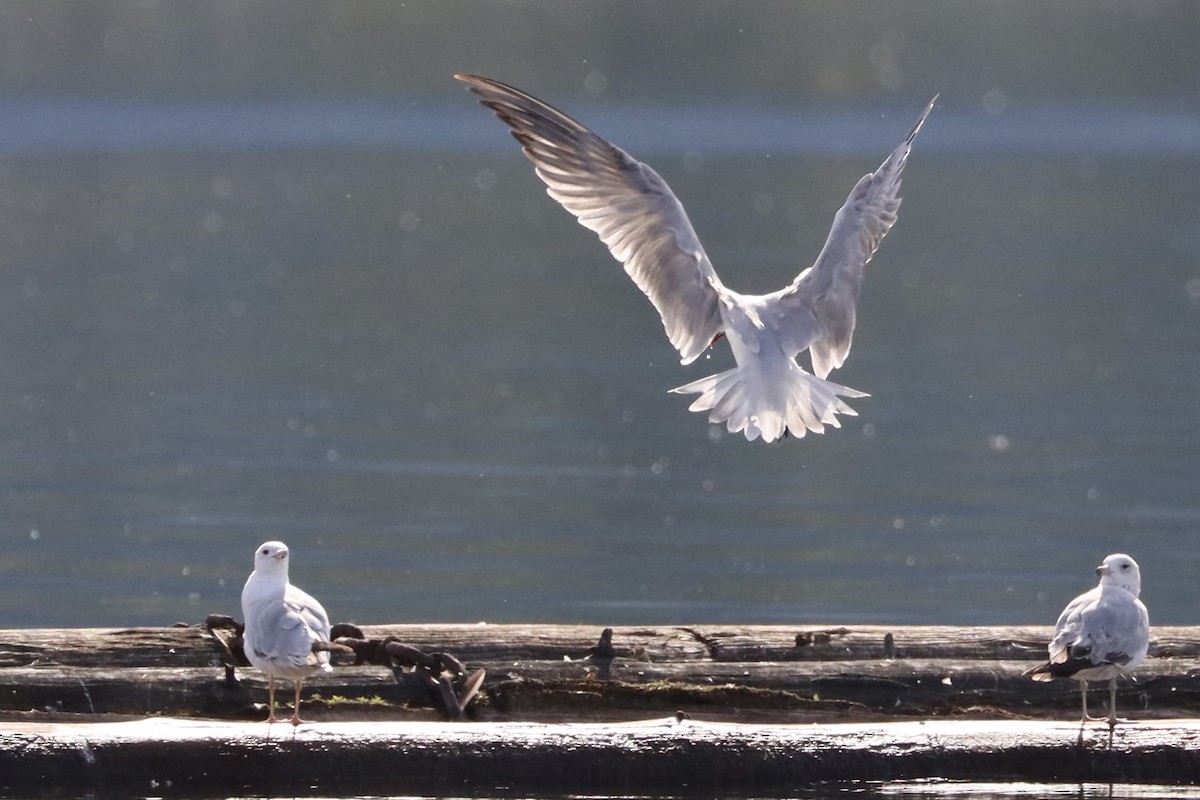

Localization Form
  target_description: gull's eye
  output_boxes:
[261,548,269,555]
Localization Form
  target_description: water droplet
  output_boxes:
[583,70,608,96]
[982,89,1008,115]
[212,175,234,198]
[473,170,496,192]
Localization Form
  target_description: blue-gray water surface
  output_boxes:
[0,3,1198,631]
[1,99,1196,630]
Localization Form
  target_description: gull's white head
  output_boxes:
[252,540,291,577]
[1096,552,1141,596]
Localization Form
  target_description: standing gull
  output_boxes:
[241,540,334,725]
[457,73,935,443]
[1024,553,1150,725]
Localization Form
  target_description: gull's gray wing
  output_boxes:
[246,598,322,669]
[1047,587,1100,664]
[284,584,332,641]
[780,96,936,378]
[457,74,724,365]
[1049,587,1149,668]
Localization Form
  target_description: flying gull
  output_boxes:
[458,73,935,442]
[241,540,335,725]
[1024,553,1150,726]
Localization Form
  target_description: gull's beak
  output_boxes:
[1096,564,1110,576]
[275,551,288,561]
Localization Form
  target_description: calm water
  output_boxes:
[0,97,1195,630]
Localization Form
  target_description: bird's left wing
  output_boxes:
[247,600,318,668]
[780,96,936,378]
[284,585,332,640]
[457,74,724,365]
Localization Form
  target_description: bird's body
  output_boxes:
[241,540,333,725]
[458,73,935,442]
[1024,553,1150,725]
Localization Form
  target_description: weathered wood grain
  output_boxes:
[2,624,1199,792]
[18,662,1189,721]
[2,716,1199,795]
[5,623,1198,666]
[1,624,1198,722]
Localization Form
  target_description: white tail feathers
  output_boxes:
[670,363,867,443]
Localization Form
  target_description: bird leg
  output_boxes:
[1105,676,1130,726]
[289,679,307,726]
[1079,679,1110,722]
[265,676,279,724]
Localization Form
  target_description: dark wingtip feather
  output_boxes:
[905,94,938,146]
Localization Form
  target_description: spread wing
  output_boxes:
[457,73,724,365]
[780,96,936,378]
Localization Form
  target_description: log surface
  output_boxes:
[2,623,1198,721]
[3,623,1200,793]
[2,716,1200,795]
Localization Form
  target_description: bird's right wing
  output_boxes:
[457,74,724,365]
[1046,588,1097,664]
[781,96,936,378]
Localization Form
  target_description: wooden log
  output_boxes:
[4,623,1198,666]
[3,624,1200,791]
[696,624,1200,661]
[0,623,707,667]
[3,623,1198,663]
[3,658,1196,721]
[1,716,1199,795]
[2,625,1199,721]
[0,626,214,668]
